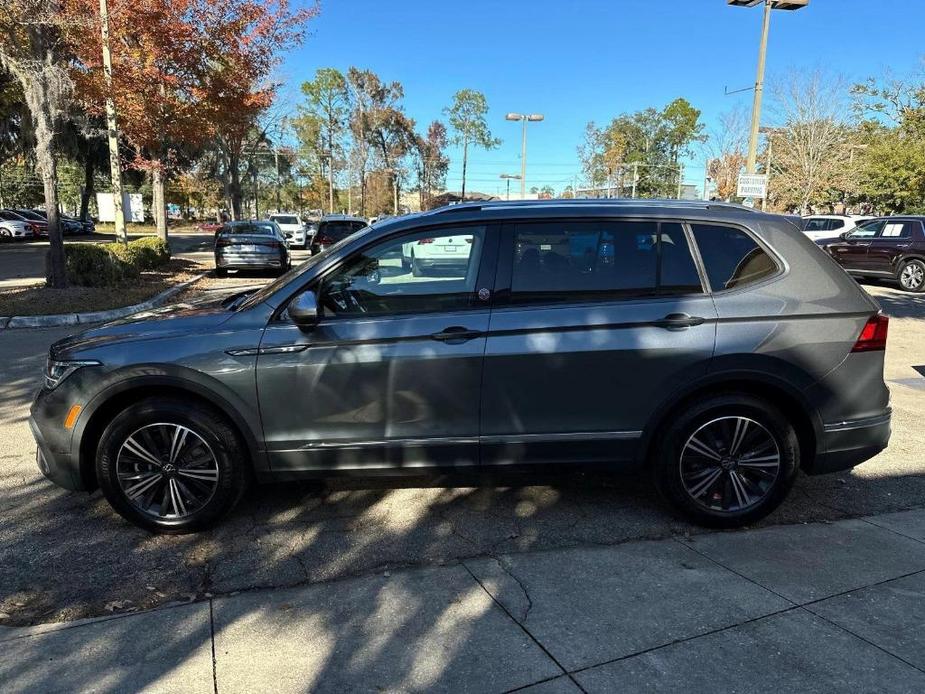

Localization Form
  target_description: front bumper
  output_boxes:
[807,411,891,475]
[29,413,84,491]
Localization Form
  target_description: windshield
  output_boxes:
[220,223,275,236]
[16,210,43,221]
[236,224,372,311]
[271,216,299,225]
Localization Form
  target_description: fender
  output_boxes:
[72,364,267,476]
[636,355,825,466]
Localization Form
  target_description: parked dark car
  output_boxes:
[31,200,890,533]
[309,215,368,255]
[214,220,290,277]
[30,209,88,235]
[823,216,925,292]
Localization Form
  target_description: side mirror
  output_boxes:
[288,291,318,330]
[839,231,850,240]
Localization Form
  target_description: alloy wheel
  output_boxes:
[679,416,781,513]
[116,423,220,520]
[900,262,924,291]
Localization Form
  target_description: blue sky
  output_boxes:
[280,0,923,195]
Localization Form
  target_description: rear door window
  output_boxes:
[690,224,778,291]
[509,220,702,305]
[878,220,915,239]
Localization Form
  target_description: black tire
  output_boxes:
[214,267,227,278]
[653,393,799,528]
[898,259,925,293]
[96,397,249,534]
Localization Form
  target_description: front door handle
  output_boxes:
[431,326,482,343]
[653,313,705,330]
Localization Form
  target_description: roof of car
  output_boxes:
[321,214,367,222]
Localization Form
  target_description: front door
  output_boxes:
[828,219,883,272]
[480,219,717,467]
[256,223,497,472]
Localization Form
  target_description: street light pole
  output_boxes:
[500,173,521,201]
[506,113,544,198]
[729,0,810,174]
[746,0,772,174]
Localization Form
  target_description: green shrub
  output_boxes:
[107,242,144,271]
[53,243,138,287]
[128,236,171,270]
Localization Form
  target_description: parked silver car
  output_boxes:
[214,220,291,277]
[31,200,890,533]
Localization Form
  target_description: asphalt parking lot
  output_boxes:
[1,281,924,627]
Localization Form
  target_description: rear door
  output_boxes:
[480,218,717,467]
[867,219,920,275]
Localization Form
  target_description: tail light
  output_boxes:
[852,314,889,352]
[417,238,435,245]
[27,223,39,235]
[260,239,280,249]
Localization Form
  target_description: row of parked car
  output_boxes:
[800,214,925,292]
[0,208,95,241]
[210,213,370,276]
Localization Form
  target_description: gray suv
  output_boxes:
[30,200,891,533]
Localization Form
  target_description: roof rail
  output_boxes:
[428,197,761,215]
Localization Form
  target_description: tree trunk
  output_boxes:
[229,157,242,220]
[152,166,168,241]
[460,138,468,201]
[80,153,94,221]
[43,157,67,288]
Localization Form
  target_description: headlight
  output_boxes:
[44,359,100,390]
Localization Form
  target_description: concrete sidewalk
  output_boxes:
[5,509,925,693]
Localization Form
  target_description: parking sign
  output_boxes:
[737,174,768,199]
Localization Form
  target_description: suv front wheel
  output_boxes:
[96,397,248,533]
[655,393,799,528]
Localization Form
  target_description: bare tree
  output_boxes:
[704,107,748,201]
[2,0,73,287]
[767,71,857,213]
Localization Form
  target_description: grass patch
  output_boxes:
[0,258,207,317]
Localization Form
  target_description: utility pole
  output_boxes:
[99,0,127,242]
[631,162,639,199]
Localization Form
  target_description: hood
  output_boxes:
[50,293,239,359]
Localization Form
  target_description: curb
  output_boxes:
[0,272,209,330]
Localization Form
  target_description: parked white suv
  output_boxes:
[802,215,874,243]
[268,213,307,249]
[0,210,36,240]
[401,232,474,276]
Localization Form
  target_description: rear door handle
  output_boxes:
[431,326,482,343]
[653,313,705,330]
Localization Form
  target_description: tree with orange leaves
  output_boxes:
[66,0,315,236]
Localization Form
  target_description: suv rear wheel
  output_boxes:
[654,393,799,528]
[96,397,248,533]
[898,259,925,292]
